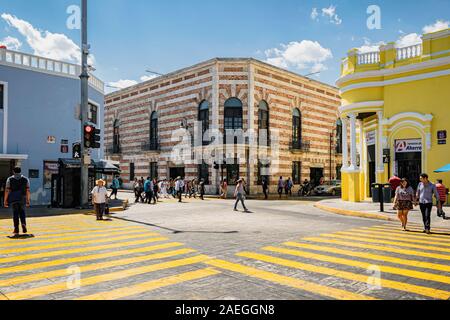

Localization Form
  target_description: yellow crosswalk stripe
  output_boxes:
[5,255,211,300]
[369,226,450,238]
[339,229,450,247]
[263,246,450,285]
[284,242,450,273]
[380,224,450,233]
[205,259,375,300]
[320,233,450,253]
[0,248,197,287]
[0,226,144,243]
[1,224,132,234]
[303,237,450,261]
[0,227,151,248]
[76,268,220,300]
[238,252,450,300]
[0,237,169,264]
[0,242,184,276]
[0,232,161,255]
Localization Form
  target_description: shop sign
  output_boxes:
[438,130,447,140]
[366,131,376,146]
[395,139,422,153]
[43,161,59,189]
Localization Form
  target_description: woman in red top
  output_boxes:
[436,180,447,218]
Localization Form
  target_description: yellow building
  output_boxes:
[337,28,450,202]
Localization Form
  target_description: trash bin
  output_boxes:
[372,187,380,203]
[383,184,392,204]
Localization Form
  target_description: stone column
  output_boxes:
[348,113,358,171]
[341,117,349,170]
[376,111,385,174]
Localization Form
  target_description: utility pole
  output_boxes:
[80,0,90,208]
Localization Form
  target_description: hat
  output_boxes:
[96,179,106,185]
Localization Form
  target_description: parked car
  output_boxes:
[314,180,342,196]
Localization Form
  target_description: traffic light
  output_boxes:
[84,125,101,149]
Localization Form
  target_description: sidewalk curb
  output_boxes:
[314,202,397,222]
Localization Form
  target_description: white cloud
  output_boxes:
[310,8,319,21]
[1,13,95,65]
[321,5,342,25]
[423,20,449,34]
[357,38,385,53]
[140,74,159,82]
[0,36,22,50]
[396,33,422,47]
[108,74,160,91]
[108,79,138,90]
[265,40,333,73]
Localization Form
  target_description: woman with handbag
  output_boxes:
[393,178,415,231]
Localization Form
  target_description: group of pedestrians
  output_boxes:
[393,173,448,234]
[277,177,294,199]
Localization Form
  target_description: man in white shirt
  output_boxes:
[92,179,108,221]
[175,177,184,203]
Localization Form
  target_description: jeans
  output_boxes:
[12,203,27,233]
[94,203,105,220]
[263,188,268,200]
[110,188,118,199]
[420,203,433,231]
[177,190,182,202]
[234,193,248,211]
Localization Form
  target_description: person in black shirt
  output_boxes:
[4,167,31,236]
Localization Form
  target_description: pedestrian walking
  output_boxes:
[4,167,31,236]
[199,179,206,200]
[221,179,228,199]
[144,177,153,204]
[393,178,415,231]
[175,177,184,203]
[416,173,439,234]
[285,178,293,197]
[110,175,120,200]
[262,178,269,200]
[278,177,285,199]
[133,178,140,203]
[234,179,249,212]
[92,179,108,221]
[436,179,448,219]
[152,179,159,204]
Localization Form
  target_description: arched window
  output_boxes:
[199,100,209,145]
[224,98,243,144]
[113,119,120,154]
[149,111,158,150]
[336,119,343,154]
[292,108,302,149]
[258,101,269,146]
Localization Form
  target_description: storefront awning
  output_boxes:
[435,164,450,173]
[0,154,29,160]
[96,160,121,174]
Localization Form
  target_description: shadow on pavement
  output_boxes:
[111,216,239,235]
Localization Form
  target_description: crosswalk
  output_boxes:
[0,214,218,300]
[206,222,450,300]
[1,214,450,300]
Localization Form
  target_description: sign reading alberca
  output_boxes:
[395,139,422,153]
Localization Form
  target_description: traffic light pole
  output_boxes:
[80,0,90,208]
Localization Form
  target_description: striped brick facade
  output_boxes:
[104,58,342,195]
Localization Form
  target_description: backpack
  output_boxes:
[8,176,28,205]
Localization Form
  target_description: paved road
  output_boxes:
[0,197,449,300]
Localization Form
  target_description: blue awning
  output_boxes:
[435,164,450,173]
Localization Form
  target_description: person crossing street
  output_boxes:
[4,167,31,236]
[92,179,108,221]
[234,179,249,212]
[416,173,439,234]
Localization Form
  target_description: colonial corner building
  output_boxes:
[104,58,342,195]
[337,28,450,202]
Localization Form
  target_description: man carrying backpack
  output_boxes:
[4,167,31,236]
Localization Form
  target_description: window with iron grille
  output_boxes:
[198,162,210,185]
[292,161,301,185]
[150,162,158,180]
[0,84,4,110]
[130,163,135,181]
[88,103,98,124]
[257,160,270,185]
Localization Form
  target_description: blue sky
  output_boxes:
[1,0,449,91]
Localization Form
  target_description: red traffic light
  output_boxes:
[85,125,94,133]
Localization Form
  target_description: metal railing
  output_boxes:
[105,145,121,155]
[289,140,311,152]
[141,140,160,152]
[0,48,104,93]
